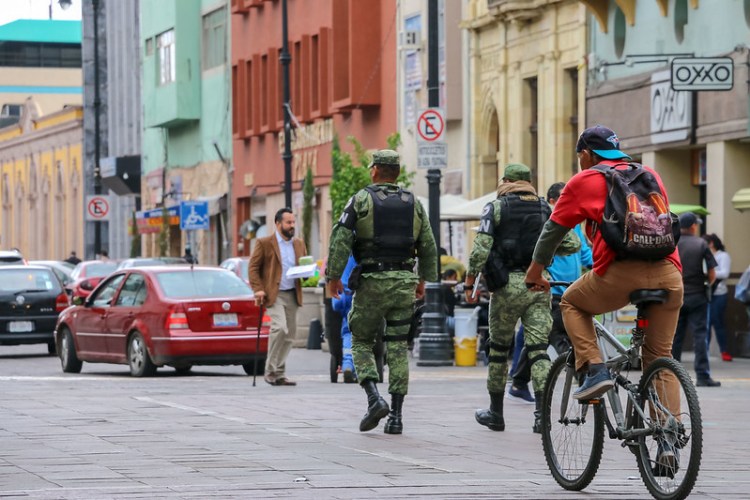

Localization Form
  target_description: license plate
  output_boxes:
[8,321,33,333]
[213,313,238,327]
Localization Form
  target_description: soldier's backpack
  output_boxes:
[592,162,680,260]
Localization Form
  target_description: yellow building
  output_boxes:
[0,99,83,259]
[463,0,587,197]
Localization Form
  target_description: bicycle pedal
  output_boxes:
[580,398,602,405]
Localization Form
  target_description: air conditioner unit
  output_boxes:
[399,30,421,51]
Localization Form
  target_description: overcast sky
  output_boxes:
[0,0,82,27]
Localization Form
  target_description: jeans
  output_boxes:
[707,293,729,353]
[672,292,712,380]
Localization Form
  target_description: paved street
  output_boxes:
[0,343,748,499]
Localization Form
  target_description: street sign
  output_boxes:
[85,195,110,221]
[179,200,210,231]
[417,142,448,170]
[671,57,734,91]
[417,108,445,143]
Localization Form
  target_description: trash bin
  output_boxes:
[307,318,323,350]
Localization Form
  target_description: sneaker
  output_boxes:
[508,385,535,403]
[696,377,721,387]
[653,439,680,478]
[721,352,733,362]
[573,369,614,400]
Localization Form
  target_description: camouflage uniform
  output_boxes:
[468,163,580,432]
[327,149,438,433]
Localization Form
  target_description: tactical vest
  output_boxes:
[489,193,551,271]
[354,185,416,263]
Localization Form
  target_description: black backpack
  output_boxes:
[592,162,680,260]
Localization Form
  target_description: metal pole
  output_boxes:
[93,0,102,256]
[417,0,451,367]
[281,0,292,208]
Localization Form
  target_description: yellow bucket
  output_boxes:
[454,336,477,367]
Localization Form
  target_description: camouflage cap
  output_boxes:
[369,149,401,168]
[503,163,532,182]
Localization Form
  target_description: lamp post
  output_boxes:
[280,0,292,208]
[92,0,102,257]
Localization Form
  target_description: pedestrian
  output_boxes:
[183,246,198,264]
[248,207,307,386]
[65,251,81,266]
[332,255,359,384]
[326,149,438,434]
[508,181,594,405]
[525,124,684,416]
[703,233,732,362]
[99,250,110,261]
[464,163,580,433]
[672,213,720,386]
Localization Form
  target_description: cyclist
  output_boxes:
[524,125,683,404]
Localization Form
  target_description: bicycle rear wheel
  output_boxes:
[541,354,605,491]
[634,357,702,500]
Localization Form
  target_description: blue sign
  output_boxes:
[179,200,210,230]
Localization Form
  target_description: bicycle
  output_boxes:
[541,282,702,500]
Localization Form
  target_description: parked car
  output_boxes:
[67,260,120,300]
[0,265,70,354]
[29,260,74,287]
[0,249,26,266]
[56,266,268,377]
[116,257,189,270]
[219,257,250,283]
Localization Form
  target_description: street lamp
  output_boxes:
[49,0,73,19]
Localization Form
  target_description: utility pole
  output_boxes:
[280,0,292,208]
[93,0,102,257]
[417,0,452,367]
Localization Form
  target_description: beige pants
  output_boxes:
[265,290,299,379]
[560,259,684,373]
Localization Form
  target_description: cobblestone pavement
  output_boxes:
[0,343,748,499]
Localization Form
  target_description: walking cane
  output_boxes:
[252,302,264,387]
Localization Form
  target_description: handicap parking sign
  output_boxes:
[179,200,210,230]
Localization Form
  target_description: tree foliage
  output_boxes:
[130,211,141,258]
[302,165,314,252]
[329,132,414,222]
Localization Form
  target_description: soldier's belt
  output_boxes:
[360,262,413,273]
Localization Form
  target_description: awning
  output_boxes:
[731,188,750,212]
[670,204,710,216]
[195,194,224,216]
[416,194,469,219]
[441,192,496,221]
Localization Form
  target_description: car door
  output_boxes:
[74,274,125,359]
[106,272,148,360]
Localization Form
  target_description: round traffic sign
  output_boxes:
[417,109,445,142]
[87,196,110,220]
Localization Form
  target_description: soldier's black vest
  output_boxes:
[355,185,415,264]
[489,193,551,272]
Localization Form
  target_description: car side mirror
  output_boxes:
[72,296,85,306]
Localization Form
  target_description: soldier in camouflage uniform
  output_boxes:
[327,149,438,434]
[464,163,580,433]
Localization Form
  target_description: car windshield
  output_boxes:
[155,269,252,299]
[240,260,249,279]
[0,269,61,293]
[78,262,118,279]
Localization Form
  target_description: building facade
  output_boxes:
[581,0,750,355]
[463,0,587,197]
[0,100,84,259]
[139,0,232,264]
[231,0,398,259]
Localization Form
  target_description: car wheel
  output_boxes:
[128,332,157,377]
[59,328,82,373]
[242,357,266,376]
[174,365,192,375]
[47,340,57,356]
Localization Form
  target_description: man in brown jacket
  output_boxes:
[249,208,307,386]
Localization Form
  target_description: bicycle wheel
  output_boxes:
[634,357,702,500]
[541,354,605,491]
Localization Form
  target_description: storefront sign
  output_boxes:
[135,206,179,234]
[650,71,691,144]
[671,57,733,91]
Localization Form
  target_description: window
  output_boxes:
[91,275,125,308]
[674,0,688,44]
[145,38,154,56]
[746,0,750,27]
[202,7,227,70]
[614,7,626,58]
[0,42,80,68]
[115,273,146,306]
[155,269,251,299]
[157,29,176,85]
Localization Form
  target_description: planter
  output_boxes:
[294,286,325,348]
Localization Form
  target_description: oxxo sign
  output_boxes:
[671,57,734,91]
[650,71,691,144]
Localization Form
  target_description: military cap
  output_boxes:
[502,163,532,182]
[369,149,401,168]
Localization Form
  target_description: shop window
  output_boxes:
[614,7,626,59]
[674,0,688,44]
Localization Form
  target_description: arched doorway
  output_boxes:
[479,105,500,196]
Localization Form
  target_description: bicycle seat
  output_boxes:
[629,289,668,306]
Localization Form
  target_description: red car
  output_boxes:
[219,257,250,283]
[67,260,120,299]
[56,266,269,377]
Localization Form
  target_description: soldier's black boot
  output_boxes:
[359,380,390,432]
[532,392,544,434]
[475,392,505,431]
[383,394,404,435]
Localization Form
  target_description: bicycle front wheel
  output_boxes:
[541,354,605,491]
[634,357,702,500]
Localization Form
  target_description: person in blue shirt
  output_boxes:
[508,182,593,408]
[332,255,359,383]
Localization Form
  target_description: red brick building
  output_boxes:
[231,0,398,258]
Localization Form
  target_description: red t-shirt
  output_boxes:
[550,161,682,276]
